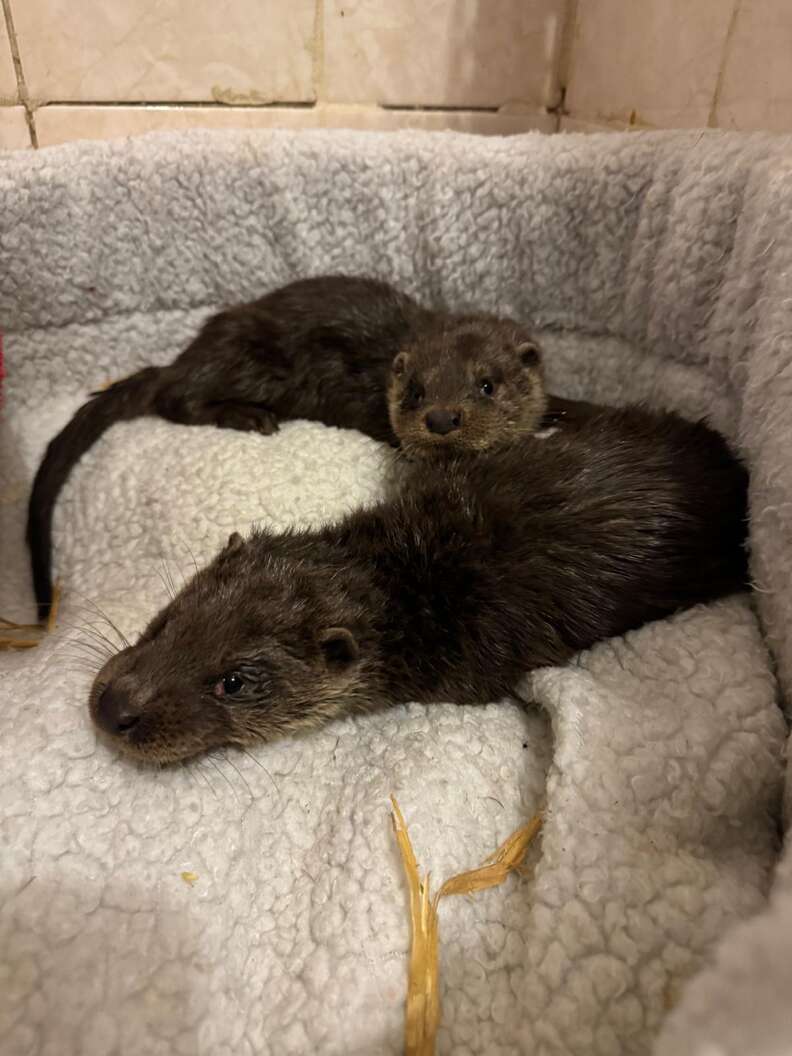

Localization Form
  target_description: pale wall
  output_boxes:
[1,1,790,150]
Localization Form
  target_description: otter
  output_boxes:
[88,406,748,765]
[27,275,554,621]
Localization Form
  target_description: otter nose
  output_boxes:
[95,685,141,736]
[425,408,462,435]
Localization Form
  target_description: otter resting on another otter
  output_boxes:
[27,274,559,622]
[88,406,748,765]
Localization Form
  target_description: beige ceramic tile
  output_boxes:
[34,103,556,147]
[0,16,18,103]
[560,116,621,133]
[716,0,792,131]
[566,0,734,129]
[359,105,556,135]
[33,106,320,146]
[14,0,316,105]
[324,0,567,107]
[0,107,31,149]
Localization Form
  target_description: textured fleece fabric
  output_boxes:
[1,129,791,1056]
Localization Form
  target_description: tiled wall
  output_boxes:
[1,0,791,151]
[562,0,792,134]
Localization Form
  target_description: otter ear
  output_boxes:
[517,340,541,368]
[318,627,359,670]
[223,531,245,554]
[392,351,409,377]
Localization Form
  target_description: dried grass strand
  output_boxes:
[46,581,62,634]
[0,580,63,651]
[390,796,542,1056]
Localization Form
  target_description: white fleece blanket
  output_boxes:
[1,129,791,1056]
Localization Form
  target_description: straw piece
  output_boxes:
[437,814,543,900]
[0,579,62,651]
[46,580,62,634]
[391,796,543,1056]
[391,796,441,1056]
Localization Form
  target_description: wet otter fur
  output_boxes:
[26,275,552,621]
[89,406,749,765]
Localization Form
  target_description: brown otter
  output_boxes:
[26,275,552,621]
[88,406,749,765]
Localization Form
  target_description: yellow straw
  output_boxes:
[0,579,62,650]
[391,796,543,1056]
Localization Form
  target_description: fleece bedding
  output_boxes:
[1,128,792,1056]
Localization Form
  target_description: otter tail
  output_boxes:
[26,367,162,621]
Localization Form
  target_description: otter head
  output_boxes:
[387,317,546,456]
[89,531,370,764]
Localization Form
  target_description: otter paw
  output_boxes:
[215,405,279,434]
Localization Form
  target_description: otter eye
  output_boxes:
[479,378,495,397]
[403,376,425,410]
[215,672,244,697]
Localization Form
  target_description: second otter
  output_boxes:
[27,275,552,619]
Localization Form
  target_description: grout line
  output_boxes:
[313,0,325,103]
[1,0,37,145]
[37,99,319,110]
[708,0,742,128]
[554,0,578,115]
[380,103,500,114]
[31,100,553,120]
[548,88,564,132]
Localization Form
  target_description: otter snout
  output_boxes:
[94,684,141,737]
[425,408,462,435]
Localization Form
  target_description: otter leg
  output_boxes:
[211,401,279,434]
[155,385,280,434]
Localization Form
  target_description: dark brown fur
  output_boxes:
[26,275,550,620]
[387,317,547,456]
[89,406,749,765]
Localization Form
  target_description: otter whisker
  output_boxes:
[77,631,116,658]
[74,621,119,656]
[61,657,104,677]
[181,766,196,792]
[74,612,121,640]
[163,559,178,599]
[238,748,280,795]
[222,751,254,801]
[58,645,105,665]
[193,763,219,799]
[171,551,193,591]
[64,638,113,663]
[70,628,117,657]
[62,628,109,652]
[155,564,176,601]
[182,540,201,578]
[34,608,101,647]
[207,756,241,801]
[66,589,132,649]
[85,600,131,649]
